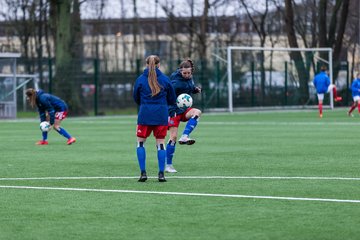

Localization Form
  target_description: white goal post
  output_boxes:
[226,46,333,112]
[0,52,39,118]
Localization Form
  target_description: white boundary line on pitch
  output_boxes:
[0,185,360,203]
[1,176,360,181]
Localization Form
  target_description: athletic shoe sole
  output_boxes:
[179,139,196,145]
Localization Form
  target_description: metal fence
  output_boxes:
[4,56,351,117]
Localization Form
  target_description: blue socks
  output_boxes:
[182,116,199,136]
[42,131,48,141]
[55,127,72,139]
[136,142,146,172]
[157,144,166,172]
[166,140,176,165]
[136,142,166,173]
[166,116,199,166]
[42,127,71,141]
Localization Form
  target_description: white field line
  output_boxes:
[0,185,359,203]
[0,176,360,181]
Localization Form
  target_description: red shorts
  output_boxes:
[55,111,68,120]
[136,125,168,139]
[168,108,192,128]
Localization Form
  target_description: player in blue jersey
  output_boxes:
[25,88,76,145]
[313,65,342,118]
[133,55,176,182]
[165,59,202,173]
[347,73,360,117]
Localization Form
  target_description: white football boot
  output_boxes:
[165,164,178,173]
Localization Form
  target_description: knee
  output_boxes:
[194,108,202,117]
[170,135,177,142]
[168,127,178,142]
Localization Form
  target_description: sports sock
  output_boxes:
[42,131,48,141]
[137,142,146,172]
[349,104,356,114]
[157,144,166,172]
[166,140,176,165]
[55,127,72,139]
[332,87,338,98]
[319,103,323,115]
[182,116,199,136]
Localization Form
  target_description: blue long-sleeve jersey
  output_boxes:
[168,69,199,116]
[351,78,360,97]
[133,68,176,126]
[313,71,330,94]
[36,90,68,125]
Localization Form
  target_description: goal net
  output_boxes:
[225,46,334,112]
[0,53,38,119]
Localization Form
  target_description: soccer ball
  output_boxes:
[176,93,193,109]
[39,121,51,132]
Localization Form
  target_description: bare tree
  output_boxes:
[49,0,84,114]
[0,0,54,90]
[345,1,360,81]
[132,0,140,69]
[284,0,310,103]
[187,0,196,58]
[159,0,196,59]
[196,0,225,61]
[3,0,35,72]
[284,0,350,103]
[239,0,271,104]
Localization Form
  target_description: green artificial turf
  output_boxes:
[1,109,360,240]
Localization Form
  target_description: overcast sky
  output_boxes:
[80,0,245,19]
[0,0,271,20]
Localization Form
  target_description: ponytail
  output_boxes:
[146,55,161,97]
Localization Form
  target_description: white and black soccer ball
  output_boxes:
[176,93,193,109]
[39,121,51,132]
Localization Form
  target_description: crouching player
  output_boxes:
[25,88,76,145]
